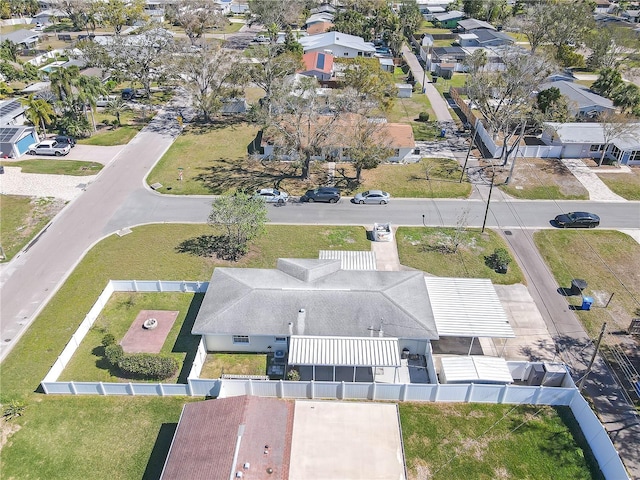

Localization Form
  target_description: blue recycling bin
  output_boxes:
[581,296,594,310]
[440,128,446,137]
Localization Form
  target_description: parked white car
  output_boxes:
[253,188,289,204]
[27,140,71,156]
[96,95,118,107]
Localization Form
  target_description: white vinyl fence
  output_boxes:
[39,280,629,479]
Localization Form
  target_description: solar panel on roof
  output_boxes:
[0,100,20,118]
[0,126,26,143]
[316,52,325,70]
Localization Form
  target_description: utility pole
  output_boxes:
[460,118,480,183]
[578,323,607,392]
[481,161,495,233]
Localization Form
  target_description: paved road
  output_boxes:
[0,100,184,362]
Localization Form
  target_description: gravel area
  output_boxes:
[0,166,95,201]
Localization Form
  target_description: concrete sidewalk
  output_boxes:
[561,159,629,202]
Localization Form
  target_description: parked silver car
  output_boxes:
[253,188,289,204]
[27,140,71,156]
[353,190,391,205]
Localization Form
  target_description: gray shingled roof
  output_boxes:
[192,259,438,340]
[539,81,614,111]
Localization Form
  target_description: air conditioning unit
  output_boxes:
[526,364,545,386]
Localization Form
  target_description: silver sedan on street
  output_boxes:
[353,190,391,205]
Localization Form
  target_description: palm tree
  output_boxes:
[104,97,130,126]
[22,95,55,136]
[75,76,107,132]
[48,65,80,101]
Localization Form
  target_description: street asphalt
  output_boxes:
[1,72,639,477]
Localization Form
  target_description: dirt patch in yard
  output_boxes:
[481,157,588,200]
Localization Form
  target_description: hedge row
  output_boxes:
[101,334,178,380]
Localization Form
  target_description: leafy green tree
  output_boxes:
[463,0,484,18]
[22,95,55,136]
[332,10,370,39]
[555,44,585,69]
[612,83,640,114]
[535,87,571,123]
[75,75,107,132]
[591,67,623,98]
[283,27,303,56]
[207,193,268,261]
[339,57,398,112]
[0,1,11,19]
[100,0,146,35]
[398,0,422,38]
[0,39,18,62]
[0,81,14,98]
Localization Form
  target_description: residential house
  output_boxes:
[431,45,509,73]
[593,0,613,14]
[622,9,640,22]
[306,21,334,35]
[542,122,640,164]
[299,51,334,81]
[310,3,336,15]
[220,98,249,115]
[422,6,446,20]
[260,115,416,162]
[0,99,26,126]
[457,28,514,47]
[538,80,616,118]
[160,396,293,480]
[298,31,376,58]
[305,12,334,30]
[191,258,515,382]
[0,126,39,158]
[0,29,41,49]
[432,10,465,29]
[416,0,456,13]
[456,18,495,32]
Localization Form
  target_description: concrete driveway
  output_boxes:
[22,144,125,165]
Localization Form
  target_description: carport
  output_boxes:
[425,277,516,354]
[288,335,401,382]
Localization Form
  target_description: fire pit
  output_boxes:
[143,318,158,330]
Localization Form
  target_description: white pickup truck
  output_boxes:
[373,223,393,242]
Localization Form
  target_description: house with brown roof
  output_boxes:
[306,21,334,35]
[160,396,293,480]
[299,51,334,81]
[260,114,416,163]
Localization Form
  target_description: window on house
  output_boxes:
[590,144,603,152]
[393,148,400,157]
[232,335,249,344]
[630,150,640,162]
[275,337,287,343]
[344,52,349,56]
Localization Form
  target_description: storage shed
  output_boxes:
[396,83,413,98]
[440,355,513,384]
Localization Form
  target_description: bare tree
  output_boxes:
[466,48,554,167]
[247,0,308,29]
[166,0,228,46]
[51,0,90,31]
[175,41,247,121]
[507,3,549,55]
[597,112,638,166]
[345,115,393,183]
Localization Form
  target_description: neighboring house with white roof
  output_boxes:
[538,80,615,118]
[0,29,41,49]
[542,122,640,165]
[432,10,465,28]
[0,99,26,126]
[298,31,376,58]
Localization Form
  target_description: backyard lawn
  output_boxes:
[58,292,202,383]
[400,402,601,480]
[0,195,65,262]
[396,227,525,285]
[200,353,268,379]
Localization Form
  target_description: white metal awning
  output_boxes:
[319,250,377,270]
[440,356,513,384]
[425,277,515,338]
[289,336,401,367]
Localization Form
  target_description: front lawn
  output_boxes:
[534,230,640,336]
[596,167,640,200]
[0,159,103,176]
[0,195,65,262]
[396,227,525,285]
[78,126,142,146]
[433,73,468,95]
[337,158,471,198]
[401,403,602,480]
[387,94,434,124]
[412,121,440,141]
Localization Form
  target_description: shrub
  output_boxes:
[101,333,116,347]
[418,111,430,122]
[117,353,179,380]
[2,400,26,421]
[104,344,124,365]
[286,369,300,381]
[486,248,512,272]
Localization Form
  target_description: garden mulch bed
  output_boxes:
[120,310,178,354]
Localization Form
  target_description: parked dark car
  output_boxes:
[121,88,147,100]
[54,135,76,147]
[300,187,341,203]
[554,212,600,228]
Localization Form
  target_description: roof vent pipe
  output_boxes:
[297,309,306,335]
[288,322,293,335]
